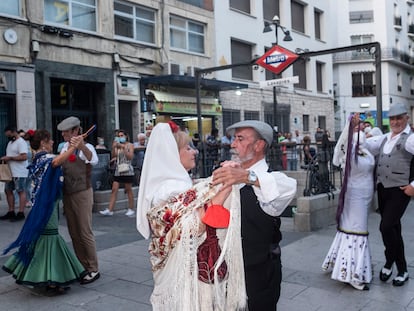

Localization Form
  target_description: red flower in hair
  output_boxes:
[27,129,35,137]
[168,121,179,133]
[68,154,77,162]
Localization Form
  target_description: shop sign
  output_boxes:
[155,101,222,116]
[117,77,139,96]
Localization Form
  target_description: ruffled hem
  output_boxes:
[3,234,86,287]
[322,231,372,284]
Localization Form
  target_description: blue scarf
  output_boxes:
[3,153,63,266]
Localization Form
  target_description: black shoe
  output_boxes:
[80,271,100,284]
[393,272,409,286]
[0,211,15,220]
[10,212,25,222]
[379,266,393,282]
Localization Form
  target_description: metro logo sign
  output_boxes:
[256,45,299,75]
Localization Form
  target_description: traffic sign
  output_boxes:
[256,45,299,75]
[259,76,299,88]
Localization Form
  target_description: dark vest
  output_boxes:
[240,185,281,266]
[62,153,92,194]
[377,133,414,187]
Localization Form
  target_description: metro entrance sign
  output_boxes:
[256,45,299,75]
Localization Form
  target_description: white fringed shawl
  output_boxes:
[148,179,247,311]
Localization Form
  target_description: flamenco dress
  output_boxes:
[322,146,375,289]
[2,152,86,288]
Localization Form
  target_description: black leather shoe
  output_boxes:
[393,272,409,286]
[379,267,393,282]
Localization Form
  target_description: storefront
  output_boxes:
[141,74,247,139]
[0,64,36,156]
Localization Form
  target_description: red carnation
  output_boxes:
[27,129,35,137]
[68,154,77,162]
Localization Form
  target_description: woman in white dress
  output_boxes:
[322,114,375,290]
[136,122,247,310]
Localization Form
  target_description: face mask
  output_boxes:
[7,136,15,142]
[98,139,104,145]
[118,137,126,143]
[364,126,372,134]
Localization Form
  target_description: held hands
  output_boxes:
[400,184,414,196]
[70,135,85,150]
[212,161,247,189]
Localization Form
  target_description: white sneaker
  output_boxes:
[125,209,135,217]
[99,208,113,216]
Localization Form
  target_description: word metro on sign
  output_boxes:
[256,45,299,75]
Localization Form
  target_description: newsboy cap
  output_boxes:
[57,116,81,131]
[388,103,408,117]
[227,120,274,145]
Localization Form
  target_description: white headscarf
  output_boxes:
[136,123,192,239]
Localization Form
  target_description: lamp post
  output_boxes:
[263,15,292,140]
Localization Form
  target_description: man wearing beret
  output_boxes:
[365,103,413,287]
[57,116,100,284]
[212,120,297,310]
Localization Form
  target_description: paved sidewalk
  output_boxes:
[0,198,414,310]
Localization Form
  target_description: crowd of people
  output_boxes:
[1,103,414,309]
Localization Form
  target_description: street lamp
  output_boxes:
[263,15,292,140]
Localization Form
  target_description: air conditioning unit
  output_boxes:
[162,63,184,75]
[185,66,194,76]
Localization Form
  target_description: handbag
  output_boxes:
[116,149,133,174]
[0,160,12,182]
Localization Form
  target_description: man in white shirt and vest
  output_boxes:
[212,120,297,310]
[366,103,413,287]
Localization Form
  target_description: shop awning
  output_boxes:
[142,74,248,92]
[147,90,222,116]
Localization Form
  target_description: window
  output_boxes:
[178,0,204,8]
[397,72,402,92]
[231,39,253,80]
[352,72,375,97]
[318,116,326,131]
[349,11,374,24]
[0,0,20,16]
[316,62,324,92]
[303,114,309,132]
[222,109,241,132]
[244,110,260,120]
[230,0,250,14]
[291,1,305,33]
[410,77,414,95]
[44,0,96,31]
[292,58,307,89]
[114,1,155,44]
[314,9,322,40]
[170,15,205,54]
[351,34,374,44]
[263,0,279,22]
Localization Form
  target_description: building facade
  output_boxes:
[0,0,223,153]
[213,0,336,141]
[333,0,414,133]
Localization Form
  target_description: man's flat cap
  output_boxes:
[388,103,408,117]
[227,120,274,145]
[57,116,81,131]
